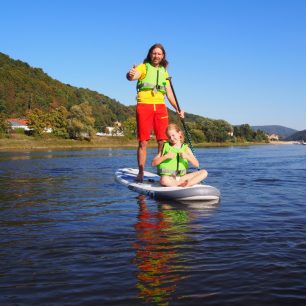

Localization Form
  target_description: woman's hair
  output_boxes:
[143,43,169,68]
[166,123,185,143]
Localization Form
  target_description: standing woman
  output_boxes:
[126,43,184,182]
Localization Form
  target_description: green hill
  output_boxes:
[251,125,297,139]
[0,52,134,131]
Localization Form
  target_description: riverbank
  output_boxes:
[269,140,300,145]
[0,134,284,152]
[0,134,138,151]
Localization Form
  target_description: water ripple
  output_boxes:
[1,146,306,305]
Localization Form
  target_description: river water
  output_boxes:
[1,144,306,305]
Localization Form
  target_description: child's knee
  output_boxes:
[200,169,208,178]
[160,176,169,186]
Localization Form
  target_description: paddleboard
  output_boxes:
[115,168,221,202]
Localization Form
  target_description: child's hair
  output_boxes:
[166,123,185,143]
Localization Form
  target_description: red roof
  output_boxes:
[7,118,29,125]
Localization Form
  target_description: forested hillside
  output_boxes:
[0,52,134,130]
[0,52,268,143]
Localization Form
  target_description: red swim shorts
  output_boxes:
[136,103,169,141]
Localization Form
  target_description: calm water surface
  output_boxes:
[1,145,306,305]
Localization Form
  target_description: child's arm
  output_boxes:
[180,148,200,168]
[152,151,176,167]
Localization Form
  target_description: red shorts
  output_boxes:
[136,103,169,141]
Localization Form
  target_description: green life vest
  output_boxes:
[157,142,189,176]
[137,63,167,94]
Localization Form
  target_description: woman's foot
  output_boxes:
[135,172,144,183]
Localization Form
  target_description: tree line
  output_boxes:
[0,102,268,143]
[97,110,268,144]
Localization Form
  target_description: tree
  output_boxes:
[67,102,95,140]
[27,108,50,136]
[201,119,217,142]
[0,98,6,113]
[50,106,69,138]
[254,129,269,142]
[189,128,206,143]
[122,117,137,139]
[0,113,10,134]
[213,119,233,142]
[234,124,255,142]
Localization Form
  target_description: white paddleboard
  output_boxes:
[115,168,221,202]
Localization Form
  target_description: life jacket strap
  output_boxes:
[157,168,187,176]
[137,82,166,92]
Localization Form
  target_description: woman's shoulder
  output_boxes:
[136,63,147,80]
[136,63,146,71]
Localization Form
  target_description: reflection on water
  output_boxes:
[159,198,220,213]
[133,195,219,305]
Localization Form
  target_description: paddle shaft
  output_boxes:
[167,77,198,166]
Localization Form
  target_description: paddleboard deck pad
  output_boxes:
[115,168,220,201]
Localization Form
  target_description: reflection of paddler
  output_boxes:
[133,195,188,305]
[163,209,189,224]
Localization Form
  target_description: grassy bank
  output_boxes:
[0,134,139,151]
[0,133,270,152]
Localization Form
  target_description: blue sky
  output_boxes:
[1,0,305,130]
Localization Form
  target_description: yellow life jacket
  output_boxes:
[137,63,167,94]
[157,142,189,176]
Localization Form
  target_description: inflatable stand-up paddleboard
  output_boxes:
[115,168,220,202]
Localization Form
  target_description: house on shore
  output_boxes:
[268,133,279,141]
[7,118,30,131]
[96,121,124,136]
[7,118,54,133]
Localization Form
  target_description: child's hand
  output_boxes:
[180,152,189,160]
[166,151,176,159]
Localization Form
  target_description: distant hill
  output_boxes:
[285,130,306,141]
[251,125,297,139]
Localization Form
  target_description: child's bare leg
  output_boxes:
[182,170,208,187]
[160,170,208,187]
[177,179,188,187]
[160,176,178,187]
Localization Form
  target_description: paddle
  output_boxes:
[166,77,200,171]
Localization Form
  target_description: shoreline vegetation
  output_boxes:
[0,134,296,152]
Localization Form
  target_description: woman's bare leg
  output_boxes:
[136,140,148,182]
